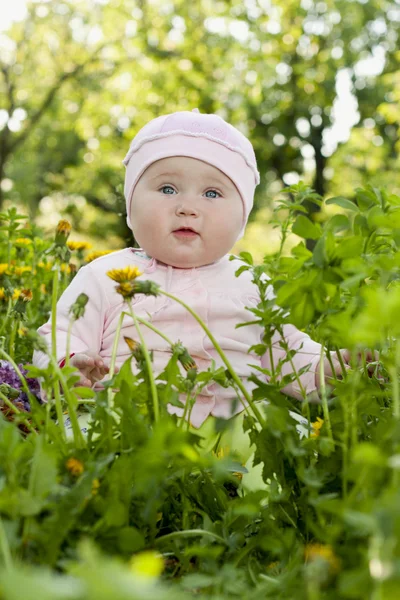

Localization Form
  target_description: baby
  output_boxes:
[33,109,347,490]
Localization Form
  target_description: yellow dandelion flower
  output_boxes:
[66,457,84,477]
[18,326,28,337]
[0,288,6,301]
[60,263,72,274]
[56,220,72,236]
[15,238,32,246]
[0,264,11,276]
[12,289,21,301]
[37,261,53,271]
[91,479,100,496]
[13,266,32,276]
[310,417,324,438]
[304,543,340,573]
[129,551,164,579]
[20,289,33,302]
[85,250,115,263]
[107,266,143,283]
[67,241,93,252]
[115,281,136,298]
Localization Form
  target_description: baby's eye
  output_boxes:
[205,189,221,198]
[159,185,176,195]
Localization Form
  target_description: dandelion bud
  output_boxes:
[55,220,72,245]
[172,341,198,371]
[69,293,89,320]
[124,336,140,353]
[26,330,48,353]
[0,383,20,400]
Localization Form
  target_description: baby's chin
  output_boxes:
[150,248,222,269]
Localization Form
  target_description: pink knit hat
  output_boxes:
[122,108,260,241]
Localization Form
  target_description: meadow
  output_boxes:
[0,182,399,599]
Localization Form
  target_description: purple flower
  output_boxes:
[0,360,41,411]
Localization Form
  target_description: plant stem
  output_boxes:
[0,516,12,570]
[390,338,400,420]
[109,310,125,381]
[155,529,228,546]
[334,345,348,380]
[53,381,66,443]
[50,358,85,448]
[8,319,18,360]
[0,298,13,336]
[126,301,159,422]
[51,265,60,362]
[160,290,265,426]
[65,318,74,368]
[319,345,333,441]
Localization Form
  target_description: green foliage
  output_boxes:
[1,183,400,598]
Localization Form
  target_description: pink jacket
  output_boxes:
[33,248,322,428]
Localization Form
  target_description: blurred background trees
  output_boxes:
[1,0,399,261]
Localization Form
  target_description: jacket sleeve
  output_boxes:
[32,264,108,370]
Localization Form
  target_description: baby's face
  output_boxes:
[129,156,243,268]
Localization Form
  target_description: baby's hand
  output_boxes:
[70,351,117,387]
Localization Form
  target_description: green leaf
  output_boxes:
[237,251,254,266]
[117,527,145,553]
[326,196,360,212]
[292,215,322,240]
[72,386,95,399]
[325,214,351,232]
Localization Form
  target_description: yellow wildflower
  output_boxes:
[0,288,5,301]
[12,289,21,301]
[310,417,324,438]
[129,551,164,579]
[0,264,10,276]
[304,543,340,573]
[20,289,33,302]
[91,479,100,495]
[15,238,32,246]
[115,282,134,298]
[18,326,28,337]
[60,263,72,274]
[37,261,53,271]
[107,266,143,283]
[40,283,46,294]
[67,241,93,252]
[13,265,32,276]
[85,250,115,263]
[66,457,84,476]
[56,220,72,236]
